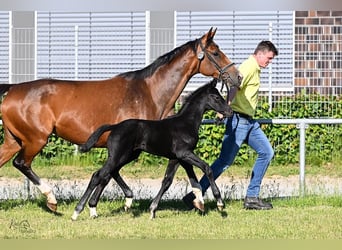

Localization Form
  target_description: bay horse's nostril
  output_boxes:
[238,73,243,83]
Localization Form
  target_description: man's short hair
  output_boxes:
[254,41,278,56]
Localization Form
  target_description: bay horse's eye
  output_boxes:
[212,51,219,57]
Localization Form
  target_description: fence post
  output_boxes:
[297,120,308,196]
[268,22,273,112]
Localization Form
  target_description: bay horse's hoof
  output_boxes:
[47,202,57,212]
[193,199,205,212]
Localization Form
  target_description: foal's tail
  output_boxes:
[79,124,114,153]
[0,84,11,97]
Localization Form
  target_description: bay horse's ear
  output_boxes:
[202,27,217,44]
[209,27,217,39]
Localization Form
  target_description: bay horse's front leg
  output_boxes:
[181,152,224,211]
[13,155,57,212]
[149,159,179,219]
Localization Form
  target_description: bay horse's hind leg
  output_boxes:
[0,127,57,212]
[149,159,179,219]
[0,128,21,168]
[13,150,58,212]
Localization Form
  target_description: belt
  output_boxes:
[234,111,252,120]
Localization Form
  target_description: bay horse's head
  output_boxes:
[196,27,242,91]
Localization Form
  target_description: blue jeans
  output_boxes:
[199,113,274,197]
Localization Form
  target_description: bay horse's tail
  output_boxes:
[0,84,11,97]
[79,124,114,153]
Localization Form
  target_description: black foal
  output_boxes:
[72,79,232,220]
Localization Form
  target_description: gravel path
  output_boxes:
[0,175,341,201]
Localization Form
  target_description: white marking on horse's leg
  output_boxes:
[89,207,98,218]
[71,211,79,221]
[124,197,133,211]
[37,181,57,211]
[192,187,205,211]
[192,187,204,204]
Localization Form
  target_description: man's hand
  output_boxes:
[215,113,224,125]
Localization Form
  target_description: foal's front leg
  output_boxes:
[180,161,205,212]
[181,152,224,211]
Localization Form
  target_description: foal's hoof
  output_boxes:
[217,201,225,211]
[124,198,133,212]
[71,211,79,221]
[193,199,205,212]
[150,211,156,220]
[47,202,57,212]
[217,204,224,211]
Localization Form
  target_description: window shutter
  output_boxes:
[176,11,294,92]
[0,11,9,83]
[36,12,146,80]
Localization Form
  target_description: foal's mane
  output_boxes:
[119,39,198,80]
[177,79,216,114]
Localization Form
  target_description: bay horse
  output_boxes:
[71,79,231,220]
[0,27,241,212]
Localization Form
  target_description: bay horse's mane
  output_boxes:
[118,39,198,80]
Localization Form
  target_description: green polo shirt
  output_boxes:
[230,55,260,117]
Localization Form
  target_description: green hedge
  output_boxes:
[1,93,341,167]
[195,93,342,166]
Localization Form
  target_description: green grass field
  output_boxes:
[0,195,341,239]
[0,154,341,240]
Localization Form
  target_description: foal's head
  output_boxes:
[182,79,232,118]
[204,79,233,117]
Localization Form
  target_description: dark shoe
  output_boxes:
[243,197,273,210]
[182,192,196,210]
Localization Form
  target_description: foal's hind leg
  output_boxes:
[86,168,133,218]
[149,159,179,219]
[110,151,139,211]
[72,168,111,220]
[111,173,134,211]
[87,176,112,218]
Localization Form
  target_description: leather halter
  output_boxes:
[198,40,240,102]
[198,41,238,88]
